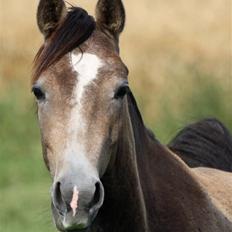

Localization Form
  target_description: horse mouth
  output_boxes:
[52,203,95,232]
[62,225,89,232]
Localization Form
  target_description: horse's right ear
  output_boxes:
[95,0,125,40]
[37,0,67,39]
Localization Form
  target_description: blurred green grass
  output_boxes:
[139,67,232,142]
[0,82,55,232]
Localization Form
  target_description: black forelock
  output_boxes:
[33,7,96,81]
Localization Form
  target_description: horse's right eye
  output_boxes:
[114,83,130,100]
[32,86,45,101]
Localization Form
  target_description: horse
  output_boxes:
[32,1,232,231]
[169,118,232,172]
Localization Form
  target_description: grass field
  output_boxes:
[0,0,231,231]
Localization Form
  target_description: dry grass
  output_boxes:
[1,0,231,80]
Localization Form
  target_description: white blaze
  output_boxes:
[60,53,104,177]
[71,52,103,105]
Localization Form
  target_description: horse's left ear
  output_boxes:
[37,0,67,39]
[95,0,125,40]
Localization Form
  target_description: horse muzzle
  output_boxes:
[51,175,104,231]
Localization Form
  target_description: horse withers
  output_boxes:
[32,0,232,231]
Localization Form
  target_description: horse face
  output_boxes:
[33,1,126,231]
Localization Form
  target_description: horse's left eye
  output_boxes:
[114,84,130,99]
[32,86,45,101]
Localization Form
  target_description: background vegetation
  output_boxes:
[0,0,231,231]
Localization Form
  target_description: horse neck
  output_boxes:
[125,94,215,232]
[94,94,150,232]
[94,93,231,232]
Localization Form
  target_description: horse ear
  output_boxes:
[95,0,125,39]
[37,0,67,39]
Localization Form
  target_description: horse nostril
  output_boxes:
[53,182,67,216]
[89,181,104,214]
[93,182,101,205]
[52,180,104,218]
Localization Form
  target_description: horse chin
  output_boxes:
[51,202,99,232]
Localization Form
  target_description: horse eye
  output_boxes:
[114,84,130,99]
[32,86,45,101]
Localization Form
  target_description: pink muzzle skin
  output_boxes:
[70,186,79,217]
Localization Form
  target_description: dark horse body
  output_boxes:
[32,1,232,231]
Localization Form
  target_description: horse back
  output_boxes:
[193,167,232,222]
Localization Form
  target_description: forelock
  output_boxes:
[33,7,96,82]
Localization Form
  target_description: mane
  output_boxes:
[127,92,157,142]
[33,7,96,81]
[168,118,232,172]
